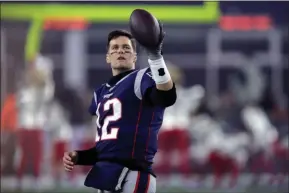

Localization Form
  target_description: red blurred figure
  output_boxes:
[242,105,279,184]
[48,101,73,186]
[207,134,249,188]
[154,64,204,178]
[16,55,55,189]
[189,100,250,188]
[1,93,18,176]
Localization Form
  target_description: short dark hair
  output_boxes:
[107,29,137,52]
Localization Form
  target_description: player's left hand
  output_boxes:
[145,20,165,60]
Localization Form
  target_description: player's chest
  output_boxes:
[97,82,137,117]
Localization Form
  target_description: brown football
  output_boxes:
[129,9,160,48]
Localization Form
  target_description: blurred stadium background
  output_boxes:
[0,1,288,193]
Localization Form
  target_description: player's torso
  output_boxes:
[94,69,163,162]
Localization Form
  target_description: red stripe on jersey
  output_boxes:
[132,101,143,158]
[145,174,150,193]
[133,171,141,193]
[145,111,154,160]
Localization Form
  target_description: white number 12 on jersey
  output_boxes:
[95,98,122,142]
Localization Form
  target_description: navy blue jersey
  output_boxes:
[89,68,165,163]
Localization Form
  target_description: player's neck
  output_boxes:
[112,68,134,76]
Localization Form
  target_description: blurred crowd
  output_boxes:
[154,64,288,187]
[1,53,288,190]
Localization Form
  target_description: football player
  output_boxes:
[63,25,177,192]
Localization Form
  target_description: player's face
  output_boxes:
[106,36,137,74]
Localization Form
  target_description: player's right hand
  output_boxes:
[63,151,78,172]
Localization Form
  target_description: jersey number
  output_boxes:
[95,98,122,142]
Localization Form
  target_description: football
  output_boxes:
[129,9,161,48]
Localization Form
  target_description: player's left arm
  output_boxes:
[141,71,176,107]
[143,20,177,107]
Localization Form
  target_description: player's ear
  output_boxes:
[106,53,111,64]
[133,53,137,63]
